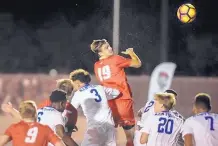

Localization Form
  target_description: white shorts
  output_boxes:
[81,123,116,146]
[134,130,147,146]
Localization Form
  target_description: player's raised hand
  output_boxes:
[121,48,134,55]
[1,102,13,113]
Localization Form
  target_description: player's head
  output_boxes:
[90,39,114,58]
[19,100,37,120]
[56,79,74,97]
[69,69,91,91]
[192,93,212,114]
[165,89,178,100]
[154,92,176,113]
[50,90,67,112]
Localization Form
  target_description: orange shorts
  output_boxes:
[108,98,135,126]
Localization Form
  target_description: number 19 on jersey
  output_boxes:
[98,65,111,81]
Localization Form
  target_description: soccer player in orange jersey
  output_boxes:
[0,100,65,146]
[38,79,74,108]
[1,91,78,146]
[90,39,142,146]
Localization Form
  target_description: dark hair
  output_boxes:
[165,89,177,97]
[70,69,91,84]
[195,94,211,111]
[50,90,67,103]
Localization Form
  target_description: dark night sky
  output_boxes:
[1,0,217,35]
[0,0,217,75]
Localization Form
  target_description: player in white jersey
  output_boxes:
[140,92,184,146]
[37,90,78,146]
[69,69,119,146]
[134,89,184,146]
[182,93,218,146]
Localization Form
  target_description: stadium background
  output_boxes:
[0,0,218,145]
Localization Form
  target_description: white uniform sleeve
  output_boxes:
[71,93,80,109]
[140,116,152,134]
[182,118,193,137]
[103,87,120,100]
[138,101,155,127]
[138,101,150,114]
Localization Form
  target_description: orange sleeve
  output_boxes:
[38,99,51,109]
[4,125,14,138]
[115,55,131,68]
[46,126,61,145]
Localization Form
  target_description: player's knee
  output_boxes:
[123,124,135,141]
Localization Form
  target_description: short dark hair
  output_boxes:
[165,89,177,97]
[195,93,211,111]
[50,90,67,103]
[69,69,91,84]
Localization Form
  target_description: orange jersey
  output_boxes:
[94,55,132,99]
[38,99,51,109]
[5,121,60,146]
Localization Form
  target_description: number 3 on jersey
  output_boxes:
[98,65,111,81]
[25,127,38,143]
[90,89,102,102]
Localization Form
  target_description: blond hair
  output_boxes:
[56,79,73,90]
[19,100,37,119]
[69,69,90,79]
[154,92,176,110]
[90,39,107,53]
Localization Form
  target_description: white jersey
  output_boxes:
[71,84,120,126]
[182,112,218,146]
[138,100,155,127]
[138,100,185,128]
[37,107,65,146]
[140,111,184,146]
[71,84,118,146]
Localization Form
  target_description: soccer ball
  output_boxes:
[177,3,196,23]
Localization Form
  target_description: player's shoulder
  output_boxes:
[171,110,185,121]
[8,121,23,129]
[34,122,53,134]
[112,55,124,60]
[36,122,51,129]
[185,112,207,121]
[145,100,155,106]
[94,60,100,66]
[154,111,179,119]
[92,84,103,89]
[38,107,62,116]
[208,112,218,118]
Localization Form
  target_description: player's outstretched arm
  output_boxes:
[103,87,120,100]
[139,116,152,144]
[55,125,78,146]
[1,103,21,121]
[182,119,194,146]
[0,135,11,146]
[183,134,193,146]
[121,48,142,68]
[140,132,149,144]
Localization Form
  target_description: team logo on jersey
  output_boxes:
[157,72,169,90]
